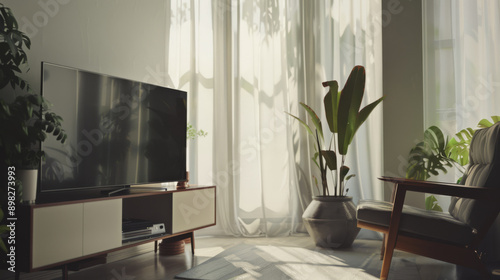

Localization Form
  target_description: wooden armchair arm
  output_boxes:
[379,176,500,201]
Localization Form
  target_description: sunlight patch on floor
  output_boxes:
[194,246,225,257]
[256,245,346,266]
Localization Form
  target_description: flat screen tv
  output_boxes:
[40,62,187,192]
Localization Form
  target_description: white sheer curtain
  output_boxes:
[165,0,383,237]
[423,0,500,207]
[423,0,500,261]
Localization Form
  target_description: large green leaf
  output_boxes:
[337,66,383,155]
[323,80,339,133]
[337,66,366,155]
[300,102,323,142]
[425,195,443,212]
[425,125,447,152]
[339,165,350,183]
[285,112,314,139]
[477,116,500,128]
[407,126,453,180]
[353,96,385,138]
[445,127,474,166]
[321,150,337,171]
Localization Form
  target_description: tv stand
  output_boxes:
[100,186,130,196]
[15,185,216,280]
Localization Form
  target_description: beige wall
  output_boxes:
[382,0,424,207]
[3,0,170,93]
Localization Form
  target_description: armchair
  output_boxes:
[357,122,500,279]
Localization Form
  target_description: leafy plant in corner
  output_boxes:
[0,4,32,91]
[287,66,385,197]
[406,116,500,211]
[0,3,67,169]
[0,94,67,168]
[406,126,455,181]
[0,4,67,253]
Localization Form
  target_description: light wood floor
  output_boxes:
[0,236,458,280]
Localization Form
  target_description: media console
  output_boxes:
[14,185,216,280]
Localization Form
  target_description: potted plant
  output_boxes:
[0,4,67,203]
[288,65,384,248]
[1,95,67,201]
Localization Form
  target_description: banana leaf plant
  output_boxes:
[287,66,385,196]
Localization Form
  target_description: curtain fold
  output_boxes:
[166,0,383,237]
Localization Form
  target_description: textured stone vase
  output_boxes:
[302,196,360,248]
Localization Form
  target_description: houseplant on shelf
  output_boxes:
[288,65,385,248]
[176,124,208,189]
[0,3,67,204]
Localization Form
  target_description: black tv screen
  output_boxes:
[40,62,187,192]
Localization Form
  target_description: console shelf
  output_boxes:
[15,186,216,280]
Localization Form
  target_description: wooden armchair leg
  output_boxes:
[380,233,386,260]
[380,232,397,280]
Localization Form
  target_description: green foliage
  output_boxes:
[0,4,32,92]
[334,67,385,155]
[407,116,500,211]
[406,126,453,180]
[425,195,443,212]
[186,123,207,141]
[445,127,474,166]
[477,116,500,128]
[0,95,67,168]
[0,4,67,169]
[288,66,385,196]
[445,116,500,168]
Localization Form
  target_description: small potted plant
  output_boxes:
[287,65,385,248]
[176,124,207,189]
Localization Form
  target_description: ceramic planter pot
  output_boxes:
[18,169,38,204]
[302,196,360,248]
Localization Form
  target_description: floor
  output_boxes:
[0,236,465,280]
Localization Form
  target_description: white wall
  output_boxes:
[382,0,424,207]
[3,0,169,93]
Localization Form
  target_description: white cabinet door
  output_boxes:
[83,199,122,255]
[172,188,215,233]
[32,204,83,268]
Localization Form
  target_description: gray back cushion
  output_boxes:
[449,122,500,230]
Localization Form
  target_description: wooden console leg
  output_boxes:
[191,231,195,255]
[62,264,69,280]
[155,240,158,253]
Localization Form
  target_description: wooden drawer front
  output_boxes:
[32,204,83,268]
[172,188,215,233]
[83,199,122,255]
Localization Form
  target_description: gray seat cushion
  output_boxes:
[357,199,476,245]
